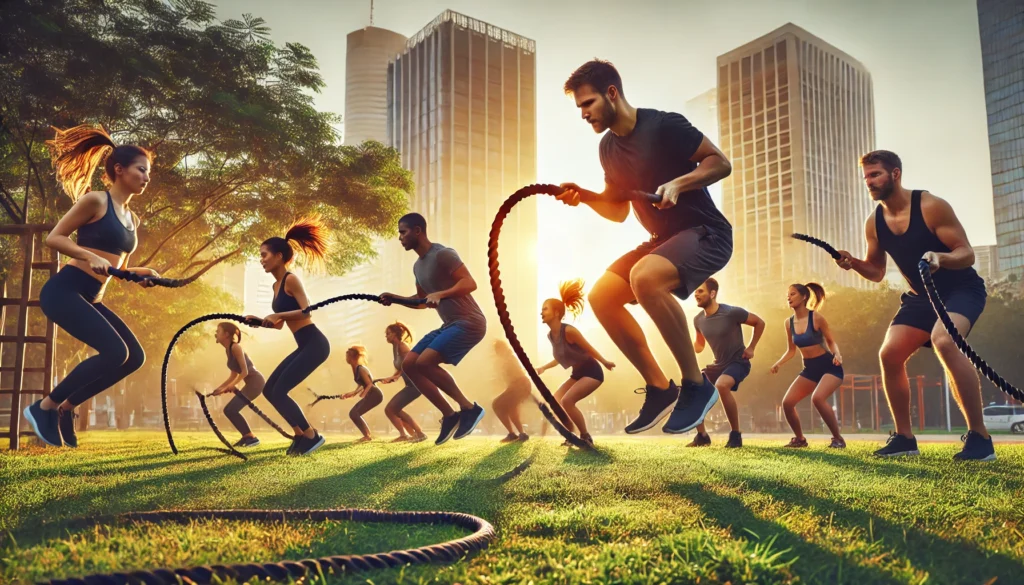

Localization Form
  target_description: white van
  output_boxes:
[982,404,1024,433]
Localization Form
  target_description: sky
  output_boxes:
[213,0,996,331]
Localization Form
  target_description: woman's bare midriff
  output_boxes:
[65,247,126,296]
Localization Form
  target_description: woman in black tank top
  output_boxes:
[210,322,267,448]
[24,125,159,449]
[341,346,384,442]
[244,218,331,457]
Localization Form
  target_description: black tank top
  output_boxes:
[77,191,138,255]
[874,190,982,296]
[272,272,302,313]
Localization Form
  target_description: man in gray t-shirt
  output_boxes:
[382,213,486,446]
[688,278,765,448]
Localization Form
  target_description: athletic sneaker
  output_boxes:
[624,382,680,434]
[435,412,460,445]
[233,436,260,448]
[662,376,719,434]
[24,400,62,447]
[873,432,919,457]
[286,435,302,455]
[953,430,996,461]
[828,437,846,449]
[517,433,529,442]
[725,431,743,449]
[58,407,78,448]
[686,432,711,447]
[499,433,518,443]
[453,403,485,439]
[580,433,594,448]
[785,436,808,448]
[295,431,326,455]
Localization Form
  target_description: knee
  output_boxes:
[384,404,397,418]
[879,345,906,371]
[782,397,799,411]
[931,331,957,357]
[811,394,830,410]
[628,266,662,299]
[715,380,732,394]
[401,354,419,374]
[123,345,146,374]
[102,342,131,369]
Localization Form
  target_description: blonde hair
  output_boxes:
[346,345,368,364]
[546,278,586,320]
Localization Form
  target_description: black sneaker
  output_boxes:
[873,432,919,457]
[725,431,743,449]
[233,436,261,448]
[295,431,325,456]
[453,403,485,439]
[24,400,62,447]
[286,435,302,455]
[435,412,460,445]
[517,433,529,442]
[686,432,711,447]
[624,382,680,434]
[662,376,719,434]
[58,407,78,448]
[953,430,996,461]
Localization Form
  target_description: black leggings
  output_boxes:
[41,266,145,407]
[350,387,383,436]
[263,325,330,430]
[224,374,266,436]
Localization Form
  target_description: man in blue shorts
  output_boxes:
[382,213,487,445]
[688,278,764,448]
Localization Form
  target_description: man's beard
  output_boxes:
[870,177,894,201]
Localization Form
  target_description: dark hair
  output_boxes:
[859,150,902,173]
[564,59,624,96]
[386,321,413,343]
[790,282,826,310]
[46,124,152,201]
[218,322,242,344]
[548,278,586,320]
[399,212,427,232]
[261,215,329,266]
[703,277,720,296]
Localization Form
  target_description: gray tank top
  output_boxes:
[393,344,415,387]
[354,364,380,391]
[548,323,590,368]
[226,344,259,378]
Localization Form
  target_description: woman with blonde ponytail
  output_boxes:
[244,216,331,456]
[535,279,615,447]
[380,322,427,443]
[769,282,846,449]
[24,125,158,449]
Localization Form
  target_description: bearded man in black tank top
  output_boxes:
[835,150,994,461]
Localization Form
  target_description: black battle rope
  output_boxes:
[917,259,1023,401]
[790,233,842,260]
[37,508,497,585]
[307,387,349,406]
[162,297,425,455]
[196,392,247,460]
[107,267,204,288]
[488,184,662,450]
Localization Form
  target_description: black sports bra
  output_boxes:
[77,191,137,255]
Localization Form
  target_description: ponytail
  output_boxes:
[261,215,330,266]
[791,282,827,310]
[46,124,151,201]
[386,321,414,343]
[218,322,242,344]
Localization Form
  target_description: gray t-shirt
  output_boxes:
[693,303,749,366]
[413,243,486,328]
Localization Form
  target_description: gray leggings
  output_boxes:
[224,374,266,436]
[349,387,383,436]
[386,385,421,415]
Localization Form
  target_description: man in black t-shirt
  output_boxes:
[557,59,735,436]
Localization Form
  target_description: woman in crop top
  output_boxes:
[535,279,615,447]
[340,345,385,443]
[24,125,160,449]
[244,217,331,456]
[769,282,846,448]
[210,322,267,448]
[379,322,427,443]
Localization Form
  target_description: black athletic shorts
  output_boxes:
[570,357,604,382]
[608,224,733,300]
[798,352,844,384]
[891,283,986,347]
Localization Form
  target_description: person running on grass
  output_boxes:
[769,283,846,449]
[535,279,615,448]
[687,278,765,448]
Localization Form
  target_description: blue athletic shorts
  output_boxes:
[411,321,486,365]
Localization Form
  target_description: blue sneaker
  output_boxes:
[953,430,996,461]
[24,400,62,447]
[624,382,680,434]
[662,376,719,434]
[454,403,485,439]
[874,432,919,457]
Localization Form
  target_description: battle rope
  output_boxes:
[38,508,496,585]
[918,259,1022,401]
[790,233,842,260]
[488,184,662,450]
[161,297,424,455]
[195,391,247,460]
[307,387,350,406]
[107,267,204,288]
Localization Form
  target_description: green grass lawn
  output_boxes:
[2,431,1023,584]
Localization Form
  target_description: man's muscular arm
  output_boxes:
[836,214,886,282]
